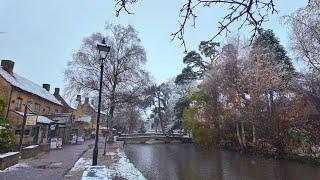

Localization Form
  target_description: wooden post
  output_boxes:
[19,105,28,152]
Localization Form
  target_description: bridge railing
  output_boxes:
[119,133,186,138]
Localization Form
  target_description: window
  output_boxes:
[15,129,30,135]
[43,106,50,114]
[27,101,33,109]
[34,103,40,113]
[15,97,23,111]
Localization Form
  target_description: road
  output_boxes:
[0,140,94,180]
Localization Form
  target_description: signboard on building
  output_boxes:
[26,115,37,126]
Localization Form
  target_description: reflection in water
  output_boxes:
[125,144,320,180]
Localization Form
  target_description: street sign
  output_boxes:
[26,115,37,126]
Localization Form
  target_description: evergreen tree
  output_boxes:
[175,41,219,85]
[0,100,12,153]
[250,29,295,88]
[249,29,295,135]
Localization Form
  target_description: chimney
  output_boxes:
[1,60,15,74]
[54,88,60,95]
[42,84,50,92]
[76,95,81,103]
[84,97,89,104]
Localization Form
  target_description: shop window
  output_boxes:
[15,129,30,135]
[27,101,33,109]
[43,106,50,114]
[15,97,23,111]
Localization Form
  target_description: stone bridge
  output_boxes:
[118,134,193,144]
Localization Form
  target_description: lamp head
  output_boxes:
[97,38,111,59]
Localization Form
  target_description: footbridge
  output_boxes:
[118,133,193,144]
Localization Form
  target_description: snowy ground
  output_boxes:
[68,146,146,180]
[107,148,146,180]
[0,162,30,173]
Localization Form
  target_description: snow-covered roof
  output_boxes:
[52,116,68,124]
[89,102,108,116]
[37,116,53,124]
[0,68,62,105]
[76,115,92,123]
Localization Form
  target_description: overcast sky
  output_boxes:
[0,0,307,97]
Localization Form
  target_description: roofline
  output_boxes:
[12,86,63,106]
[0,72,62,106]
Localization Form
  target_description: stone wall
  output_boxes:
[21,145,40,159]
[9,88,62,115]
[0,76,12,115]
[0,152,20,170]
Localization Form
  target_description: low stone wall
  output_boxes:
[21,145,40,159]
[0,152,20,170]
[39,143,50,152]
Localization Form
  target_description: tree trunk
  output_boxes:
[236,123,243,147]
[157,93,166,135]
[215,121,221,144]
[252,124,256,144]
[103,133,108,156]
[241,121,246,149]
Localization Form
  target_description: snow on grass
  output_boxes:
[0,163,30,172]
[69,157,92,172]
[107,149,146,180]
[70,147,145,180]
[82,166,110,180]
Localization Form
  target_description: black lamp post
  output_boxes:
[92,38,110,166]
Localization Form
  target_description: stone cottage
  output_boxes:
[0,60,66,147]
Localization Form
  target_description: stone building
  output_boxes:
[72,95,107,140]
[0,60,65,146]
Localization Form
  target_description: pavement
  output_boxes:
[0,140,94,180]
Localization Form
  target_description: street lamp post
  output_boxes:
[92,38,111,166]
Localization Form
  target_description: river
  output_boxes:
[124,143,320,180]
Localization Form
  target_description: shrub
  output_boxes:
[0,100,12,153]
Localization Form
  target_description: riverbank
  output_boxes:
[64,141,146,180]
[212,141,320,166]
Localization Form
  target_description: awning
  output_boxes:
[37,116,53,124]
[75,115,91,123]
[14,111,53,125]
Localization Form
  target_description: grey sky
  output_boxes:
[0,0,307,96]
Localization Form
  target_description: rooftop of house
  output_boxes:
[0,66,62,106]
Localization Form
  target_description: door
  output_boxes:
[31,126,39,144]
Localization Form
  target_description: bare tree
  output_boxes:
[65,24,149,127]
[114,0,279,51]
[284,0,320,72]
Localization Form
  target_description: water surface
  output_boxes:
[125,144,320,180]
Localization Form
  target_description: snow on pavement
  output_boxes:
[0,162,30,173]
